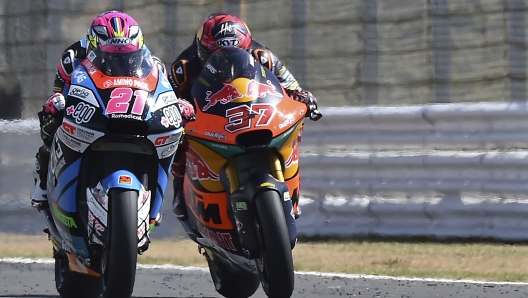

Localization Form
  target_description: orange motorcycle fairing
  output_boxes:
[183,179,234,230]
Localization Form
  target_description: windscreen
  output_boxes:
[91,47,153,78]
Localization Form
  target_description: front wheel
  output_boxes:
[255,190,295,298]
[102,188,138,298]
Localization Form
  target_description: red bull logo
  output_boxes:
[202,79,283,111]
[203,84,243,111]
[246,80,282,98]
[285,138,300,168]
[186,147,220,181]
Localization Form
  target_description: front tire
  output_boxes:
[102,188,138,298]
[205,249,260,298]
[255,190,295,298]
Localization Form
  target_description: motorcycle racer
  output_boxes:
[30,10,167,228]
[168,12,319,222]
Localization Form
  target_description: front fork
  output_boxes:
[221,151,298,259]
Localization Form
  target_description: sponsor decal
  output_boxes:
[216,37,240,47]
[110,113,142,120]
[69,86,89,99]
[62,120,103,143]
[73,71,87,83]
[137,186,151,241]
[57,127,84,151]
[104,80,113,88]
[259,182,275,188]
[160,105,182,128]
[206,63,217,74]
[66,102,96,124]
[152,92,178,111]
[211,143,228,150]
[155,135,171,146]
[104,78,149,90]
[196,224,236,251]
[52,204,77,228]
[101,37,132,46]
[235,201,248,210]
[90,185,108,209]
[62,121,76,135]
[285,141,300,168]
[87,51,96,62]
[154,134,180,146]
[205,131,226,140]
[279,117,295,129]
[137,220,148,239]
[159,143,178,159]
[88,211,105,233]
[215,22,235,36]
[283,191,291,201]
[83,60,97,74]
[203,84,242,111]
[186,147,220,181]
[246,80,282,98]
[76,128,96,142]
[90,234,104,246]
[68,85,100,107]
[86,184,108,225]
[203,79,282,111]
[118,175,132,185]
[148,130,181,147]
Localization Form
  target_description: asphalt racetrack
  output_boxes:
[1,258,528,298]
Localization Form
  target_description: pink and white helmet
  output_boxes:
[86,11,152,77]
[87,11,144,54]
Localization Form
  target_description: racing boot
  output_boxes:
[30,145,50,209]
[172,178,188,220]
[171,147,189,220]
[149,213,162,231]
[292,189,302,219]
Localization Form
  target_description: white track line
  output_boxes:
[2,257,528,286]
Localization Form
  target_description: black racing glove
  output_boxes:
[287,89,322,121]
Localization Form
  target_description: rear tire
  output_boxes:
[102,188,138,298]
[255,190,295,298]
[206,250,260,298]
[54,250,102,298]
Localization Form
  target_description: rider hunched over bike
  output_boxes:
[168,12,319,221]
[30,10,167,227]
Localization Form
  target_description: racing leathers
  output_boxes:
[31,39,88,208]
[168,38,318,221]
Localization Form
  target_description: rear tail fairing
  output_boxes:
[46,53,183,273]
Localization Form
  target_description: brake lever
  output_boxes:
[309,109,322,121]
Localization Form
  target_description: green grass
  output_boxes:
[2,233,528,282]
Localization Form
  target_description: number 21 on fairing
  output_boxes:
[106,87,148,115]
